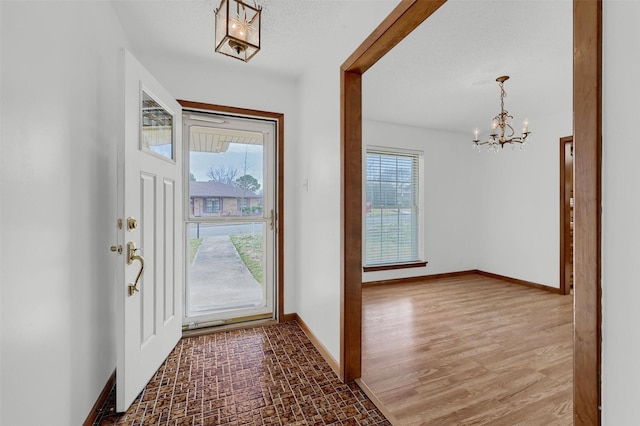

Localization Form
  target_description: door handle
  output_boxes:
[127,241,145,296]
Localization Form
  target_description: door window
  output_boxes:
[183,112,276,327]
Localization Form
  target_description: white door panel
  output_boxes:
[116,49,183,412]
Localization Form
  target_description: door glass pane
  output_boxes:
[189,126,264,219]
[184,113,274,326]
[188,222,265,315]
[141,91,173,160]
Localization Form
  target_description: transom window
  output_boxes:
[365,148,423,266]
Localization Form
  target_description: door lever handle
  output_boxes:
[127,241,145,296]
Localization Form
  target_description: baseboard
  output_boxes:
[364,269,561,294]
[282,313,297,322]
[355,378,400,425]
[363,270,477,287]
[289,313,341,378]
[83,369,116,426]
[475,270,562,294]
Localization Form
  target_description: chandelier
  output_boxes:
[214,0,261,62]
[473,76,531,152]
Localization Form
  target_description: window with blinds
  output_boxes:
[365,148,422,266]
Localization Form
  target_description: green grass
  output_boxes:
[230,233,263,284]
[190,238,203,262]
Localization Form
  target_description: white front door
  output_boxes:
[116,49,183,412]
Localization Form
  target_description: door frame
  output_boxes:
[178,100,285,323]
[560,135,574,296]
[340,1,602,424]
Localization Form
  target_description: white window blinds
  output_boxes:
[365,149,422,266]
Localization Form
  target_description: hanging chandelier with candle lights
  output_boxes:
[473,76,531,152]
[214,0,261,62]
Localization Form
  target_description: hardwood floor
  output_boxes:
[362,273,573,425]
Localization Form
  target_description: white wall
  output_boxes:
[132,52,301,315]
[601,0,640,423]
[291,0,398,363]
[295,63,343,360]
[0,2,130,424]
[362,119,480,282]
[360,110,570,288]
[476,109,572,288]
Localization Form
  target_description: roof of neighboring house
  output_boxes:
[190,181,260,198]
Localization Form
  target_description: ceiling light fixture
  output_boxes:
[214,0,261,62]
[473,76,531,152]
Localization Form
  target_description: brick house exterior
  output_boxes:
[190,181,262,217]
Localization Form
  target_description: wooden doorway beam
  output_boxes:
[340,0,447,384]
[573,1,602,423]
[339,0,602,422]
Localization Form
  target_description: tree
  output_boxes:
[207,165,238,185]
[189,172,196,182]
[235,174,260,193]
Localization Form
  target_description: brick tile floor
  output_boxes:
[95,322,390,426]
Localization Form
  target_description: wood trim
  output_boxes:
[83,370,116,426]
[178,100,283,120]
[340,70,363,383]
[282,313,297,322]
[363,270,477,287]
[363,261,427,273]
[292,313,341,377]
[177,100,286,324]
[341,0,602,423]
[341,0,449,386]
[365,270,562,294]
[573,1,602,423]
[355,379,400,425]
[475,270,562,294]
[341,0,447,74]
[560,136,574,296]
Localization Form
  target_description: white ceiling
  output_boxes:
[112,0,572,134]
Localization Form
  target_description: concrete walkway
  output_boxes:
[189,235,263,313]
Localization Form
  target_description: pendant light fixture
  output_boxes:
[214,0,261,62]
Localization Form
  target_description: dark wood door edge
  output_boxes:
[560,136,574,296]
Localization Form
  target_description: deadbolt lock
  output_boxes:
[127,217,138,231]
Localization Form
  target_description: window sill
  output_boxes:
[363,261,428,273]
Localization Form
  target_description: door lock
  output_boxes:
[110,245,123,254]
[126,241,145,296]
[127,217,138,231]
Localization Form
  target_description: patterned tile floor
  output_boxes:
[95,322,390,425]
